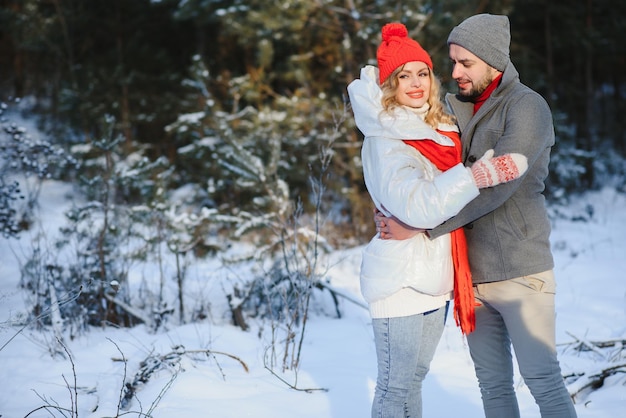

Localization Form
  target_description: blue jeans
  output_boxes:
[468,271,577,418]
[371,304,447,418]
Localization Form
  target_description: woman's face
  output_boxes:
[394,61,431,108]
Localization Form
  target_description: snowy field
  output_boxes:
[1,181,625,418]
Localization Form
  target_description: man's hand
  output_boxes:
[374,208,425,240]
[470,149,528,188]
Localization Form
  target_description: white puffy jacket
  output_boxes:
[347,66,480,317]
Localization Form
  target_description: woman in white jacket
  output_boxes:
[347,23,527,418]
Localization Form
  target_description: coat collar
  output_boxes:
[444,61,520,158]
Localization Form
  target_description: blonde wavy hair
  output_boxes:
[380,64,456,128]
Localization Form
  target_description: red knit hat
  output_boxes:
[377,23,433,84]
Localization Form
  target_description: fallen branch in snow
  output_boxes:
[560,332,626,359]
[565,363,626,403]
[184,348,249,373]
[560,332,626,403]
[118,345,249,410]
[104,292,153,326]
[315,280,368,312]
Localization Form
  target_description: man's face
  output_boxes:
[449,44,500,98]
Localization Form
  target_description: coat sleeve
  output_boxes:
[429,89,554,238]
[350,65,478,229]
[362,136,479,229]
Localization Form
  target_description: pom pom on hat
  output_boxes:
[383,22,409,39]
[377,23,433,84]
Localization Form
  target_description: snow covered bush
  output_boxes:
[19,116,185,336]
[0,99,77,238]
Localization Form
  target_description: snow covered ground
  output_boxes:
[1,182,625,417]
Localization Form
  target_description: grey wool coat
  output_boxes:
[429,61,555,284]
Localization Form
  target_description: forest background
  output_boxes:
[0,0,625,414]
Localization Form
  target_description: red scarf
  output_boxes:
[473,73,503,114]
[404,133,476,335]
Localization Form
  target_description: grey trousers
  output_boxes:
[467,271,577,418]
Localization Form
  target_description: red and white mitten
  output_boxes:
[469,149,528,189]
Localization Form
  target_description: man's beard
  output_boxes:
[459,72,493,99]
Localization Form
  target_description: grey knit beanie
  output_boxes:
[447,14,511,72]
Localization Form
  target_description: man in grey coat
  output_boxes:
[377,13,578,418]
